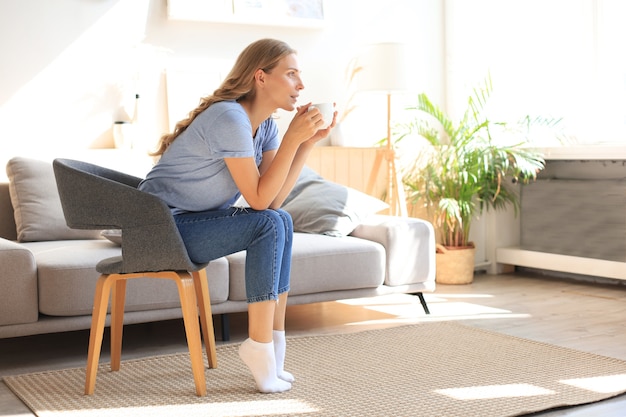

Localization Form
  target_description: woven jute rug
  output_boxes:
[5,322,626,417]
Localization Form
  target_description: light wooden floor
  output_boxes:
[2,271,626,416]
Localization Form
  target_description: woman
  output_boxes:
[139,38,335,393]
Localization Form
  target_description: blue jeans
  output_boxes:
[174,207,292,303]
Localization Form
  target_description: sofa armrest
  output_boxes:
[0,238,39,326]
[350,215,436,288]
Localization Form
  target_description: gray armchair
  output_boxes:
[53,158,216,397]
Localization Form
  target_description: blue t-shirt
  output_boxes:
[139,101,279,212]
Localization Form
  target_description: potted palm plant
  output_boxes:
[399,76,548,284]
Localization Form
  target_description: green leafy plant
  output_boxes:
[399,76,548,247]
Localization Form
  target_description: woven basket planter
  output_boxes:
[435,242,476,284]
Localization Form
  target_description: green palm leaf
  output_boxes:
[399,75,553,247]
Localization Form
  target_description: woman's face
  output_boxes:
[262,53,304,111]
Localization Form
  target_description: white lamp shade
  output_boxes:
[354,43,414,93]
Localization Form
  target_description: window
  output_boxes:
[445,0,626,146]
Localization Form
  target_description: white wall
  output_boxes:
[0,0,444,180]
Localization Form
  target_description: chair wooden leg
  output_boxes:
[85,274,114,395]
[174,272,207,397]
[85,271,210,396]
[110,278,127,371]
[192,269,217,369]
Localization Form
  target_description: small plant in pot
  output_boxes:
[398,76,549,284]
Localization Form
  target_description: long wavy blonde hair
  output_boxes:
[152,39,297,156]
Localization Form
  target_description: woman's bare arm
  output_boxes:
[225,107,336,210]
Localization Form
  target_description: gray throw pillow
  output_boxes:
[6,157,103,242]
[282,166,389,237]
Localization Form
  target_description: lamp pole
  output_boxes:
[358,43,411,217]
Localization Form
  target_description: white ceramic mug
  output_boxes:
[308,102,334,129]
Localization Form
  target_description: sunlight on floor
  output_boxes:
[68,399,317,417]
[336,292,531,326]
[426,293,495,299]
[435,383,555,400]
[561,374,626,394]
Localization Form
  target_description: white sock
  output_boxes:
[273,330,295,383]
[239,338,292,393]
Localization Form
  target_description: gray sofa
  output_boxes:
[0,156,436,340]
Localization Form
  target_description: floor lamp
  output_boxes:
[356,43,411,217]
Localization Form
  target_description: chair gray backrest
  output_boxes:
[53,158,207,274]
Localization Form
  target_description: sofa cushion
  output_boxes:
[23,240,230,316]
[6,157,103,242]
[227,232,385,301]
[282,166,389,237]
[0,238,38,326]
